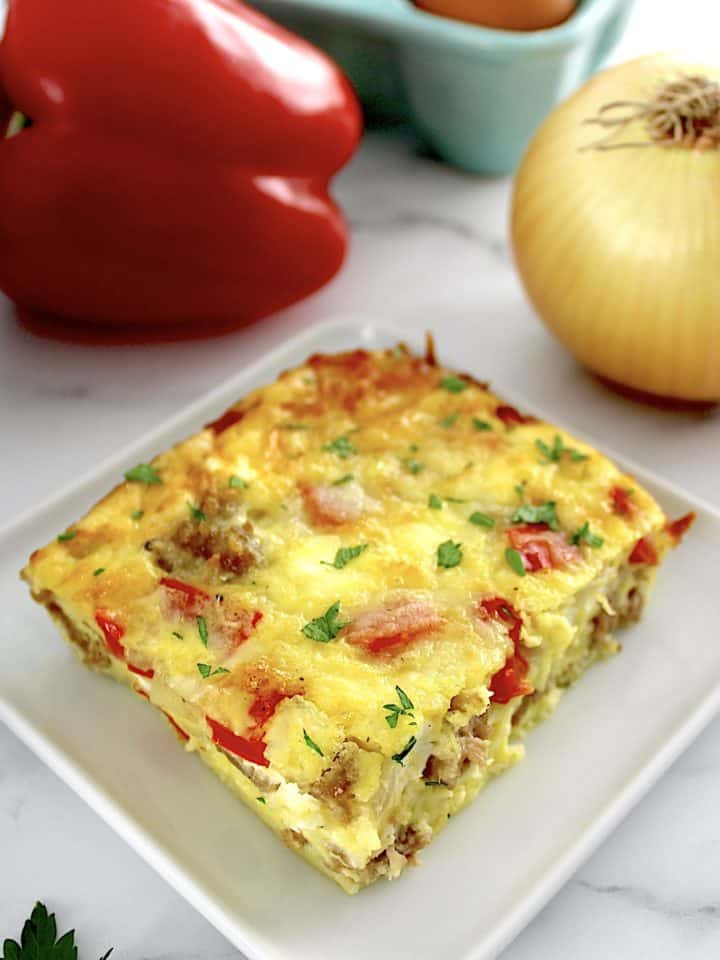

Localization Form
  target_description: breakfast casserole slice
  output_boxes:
[22,342,693,893]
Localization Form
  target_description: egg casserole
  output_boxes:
[22,343,693,892]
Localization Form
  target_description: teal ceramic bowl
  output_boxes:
[252,0,634,174]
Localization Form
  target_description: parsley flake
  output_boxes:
[124,463,162,485]
[392,735,417,765]
[57,531,77,542]
[172,631,183,640]
[332,474,354,486]
[571,521,604,548]
[257,796,266,804]
[511,501,560,531]
[93,567,106,577]
[187,501,206,523]
[445,496,467,503]
[384,686,415,728]
[506,547,526,577]
[279,422,311,430]
[428,493,443,510]
[324,435,357,459]
[424,780,444,787]
[515,482,526,500]
[303,728,324,757]
[403,458,425,475]
[197,615,209,647]
[302,601,349,643]
[536,435,589,464]
[437,540,463,568]
[197,663,230,679]
[131,509,144,521]
[469,512,495,528]
[439,410,459,428]
[439,376,468,394]
[321,544,367,569]
[473,418,492,431]
[228,475,248,489]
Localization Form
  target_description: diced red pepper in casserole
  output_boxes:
[495,405,535,427]
[477,598,533,705]
[159,577,210,618]
[164,711,190,743]
[666,512,696,542]
[610,486,636,517]
[629,536,659,566]
[95,609,126,659]
[128,663,155,679]
[507,524,581,572]
[205,408,247,435]
[343,595,444,655]
[207,716,269,767]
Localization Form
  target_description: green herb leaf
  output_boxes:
[511,500,560,531]
[384,686,415,727]
[228,475,248,489]
[392,735,417,765]
[187,501,206,523]
[93,567,106,577]
[131,509,144,521]
[403,458,425,475]
[439,411,459,428]
[2,902,81,960]
[424,780,444,787]
[197,663,230,679]
[332,474,354,486]
[396,686,414,711]
[439,376,468,394]
[536,435,589,465]
[321,544,367,570]
[57,531,77,542]
[278,422,311,430]
[469,511,495,528]
[257,796,266,804]
[303,728,324,757]
[473,418,492,431]
[515,482,526,500]
[124,463,162,485]
[385,710,399,728]
[505,547,526,577]
[428,493,443,510]
[437,540,463,569]
[324,435,357,459]
[172,631,183,640]
[197,615,209,647]
[302,601,349,643]
[445,496,467,504]
[409,443,419,453]
[571,521,604,548]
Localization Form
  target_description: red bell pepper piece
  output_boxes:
[0,0,361,337]
[629,536,659,566]
[95,610,126,660]
[477,598,534,704]
[507,523,582,572]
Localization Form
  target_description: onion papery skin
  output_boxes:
[511,54,720,403]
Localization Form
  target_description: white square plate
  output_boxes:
[2,319,719,960]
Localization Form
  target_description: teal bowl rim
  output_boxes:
[258,0,630,54]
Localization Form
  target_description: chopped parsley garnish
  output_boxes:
[515,482,526,500]
[187,501,206,522]
[445,496,467,504]
[321,544,367,569]
[303,728,324,757]
[302,601,349,643]
[469,511,495,528]
[439,410,459,428]
[257,796,266,804]
[424,780,444,787]
[473,418,492,431]
[384,686,415,728]
[172,631,183,640]
[131,509,144,521]
[1,902,105,960]
[403,458,425,475]
[332,474,354,486]
[324,434,356,459]
[124,463,162,484]
[439,376,468,394]
[506,547,526,577]
[197,615,209,647]
[57,531,77,542]
[392,735,417,766]
[93,567,106,577]
[428,493,443,510]
[197,663,230,679]
[228,475,248,489]
[409,444,419,453]
[536,435,588,464]
[437,540,463,568]
[511,501,560,530]
[571,521,604,548]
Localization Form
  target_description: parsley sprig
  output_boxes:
[505,547,526,577]
[324,435,356,459]
[2,902,113,960]
[321,544,367,569]
[303,729,324,757]
[197,663,230,679]
[439,376,468,394]
[228,475,248,489]
[437,540,463,568]
[302,602,349,643]
[196,615,209,647]
[469,512,494,528]
[187,501,206,523]
[392,735,417,765]
[57,531,77,543]
[439,411,459,428]
[384,686,416,728]
[536,435,588,464]
[511,501,560,530]
[571,522,604,548]
[124,463,162,484]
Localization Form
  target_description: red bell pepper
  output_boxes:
[0,0,361,338]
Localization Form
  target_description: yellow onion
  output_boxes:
[511,54,720,403]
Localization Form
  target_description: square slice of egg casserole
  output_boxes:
[22,343,694,893]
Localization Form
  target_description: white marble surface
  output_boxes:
[2,2,720,956]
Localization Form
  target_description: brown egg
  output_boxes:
[414,0,577,31]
